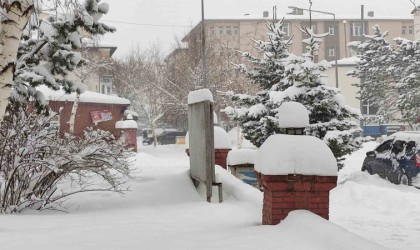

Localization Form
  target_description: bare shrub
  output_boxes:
[0,102,131,213]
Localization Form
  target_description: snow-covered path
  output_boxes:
[0,141,418,249]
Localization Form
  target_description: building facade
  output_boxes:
[177,12,414,116]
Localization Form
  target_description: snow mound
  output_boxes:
[214,126,232,149]
[280,210,386,250]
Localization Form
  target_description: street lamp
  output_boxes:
[343,20,348,57]
[201,0,207,88]
[288,6,339,89]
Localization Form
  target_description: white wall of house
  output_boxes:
[325,60,360,112]
[413,10,420,40]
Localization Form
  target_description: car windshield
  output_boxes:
[376,139,393,153]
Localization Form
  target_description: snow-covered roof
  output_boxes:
[187,88,214,104]
[201,13,413,21]
[37,85,130,105]
[277,102,309,128]
[255,134,337,176]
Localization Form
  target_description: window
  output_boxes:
[282,23,290,36]
[405,141,416,155]
[352,22,363,36]
[218,26,224,35]
[376,140,393,153]
[328,47,336,57]
[362,100,378,115]
[409,26,414,35]
[225,26,232,35]
[328,26,335,35]
[210,26,215,36]
[392,140,406,154]
[100,76,113,95]
[402,26,407,35]
[233,26,239,35]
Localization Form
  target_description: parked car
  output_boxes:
[141,128,186,145]
[361,131,420,186]
[157,130,186,145]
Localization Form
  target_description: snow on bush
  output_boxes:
[0,102,131,213]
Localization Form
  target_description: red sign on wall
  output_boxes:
[90,110,113,124]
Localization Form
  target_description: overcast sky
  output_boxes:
[101,0,416,58]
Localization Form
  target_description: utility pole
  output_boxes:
[201,0,207,88]
[360,5,365,128]
[309,0,312,27]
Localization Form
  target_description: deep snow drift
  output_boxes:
[0,141,419,249]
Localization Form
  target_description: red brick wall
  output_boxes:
[215,148,231,169]
[260,174,337,225]
[185,148,231,169]
[48,101,128,138]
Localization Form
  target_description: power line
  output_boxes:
[101,19,192,28]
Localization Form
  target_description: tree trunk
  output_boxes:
[68,93,80,135]
[151,122,157,147]
[0,1,35,120]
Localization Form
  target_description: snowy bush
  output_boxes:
[0,102,131,213]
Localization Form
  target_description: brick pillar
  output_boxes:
[116,128,137,152]
[260,174,337,225]
[214,148,231,169]
[186,148,231,169]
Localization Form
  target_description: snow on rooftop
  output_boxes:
[187,88,214,104]
[276,102,309,128]
[36,85,130,105]
[255,134,337,176]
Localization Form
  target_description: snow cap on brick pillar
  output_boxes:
[255,134,337,176]
[115,115,138,152]
[277,101,309,135]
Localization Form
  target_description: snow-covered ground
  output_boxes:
[331,141,420,250]
[0,141,419,249]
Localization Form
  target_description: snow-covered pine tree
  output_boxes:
[392,38,420,126]
[348,25,397,123]
[2,0,115,116]
[278,25,361,167]
[225,18,292,147]
[227,21,361,168]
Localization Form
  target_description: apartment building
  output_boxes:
[176,12,414,118]
[181,12,413,62]
[78,40,117,95]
